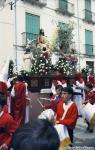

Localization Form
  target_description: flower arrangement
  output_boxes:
[31,55,53,76]
[54,57,75,75]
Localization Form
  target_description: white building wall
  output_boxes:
[0,4,15,70]
[0,0,95,72]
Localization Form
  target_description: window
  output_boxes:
[26,13,40,42]
[85,0,92,21]
[86,61,94,73]
[59,0,67,12]
[85,30,93,55]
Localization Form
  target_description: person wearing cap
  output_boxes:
[55,87,78,145]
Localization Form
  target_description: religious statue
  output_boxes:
[36,29,47,50]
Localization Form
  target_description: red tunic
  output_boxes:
[56,100,78,128]
[11,82,26,127]
[44,94,61,113]
[0,81,8,113]
[0,112,17,146]
[0,81,7,99]
[85,91,95,105]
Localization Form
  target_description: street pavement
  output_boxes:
[73,117,95,148]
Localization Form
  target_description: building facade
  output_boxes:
[0,0,95,73]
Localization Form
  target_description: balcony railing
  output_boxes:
[22,32,38,46]
[83,9,95,24]
[56,0,74,16]
[22,0,47,7]
[85,44,94,56]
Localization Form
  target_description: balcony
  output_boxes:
[22,32,38,46]
[22,0,47,7]
[56,0,74,16]
[83,9,95,24]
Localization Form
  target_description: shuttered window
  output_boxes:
[85,30,93,55]
[59,0,67,12]
[26,13,40,41]
[85,0,92,21]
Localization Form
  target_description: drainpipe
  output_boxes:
[14,0,18,71]
[77,0,80,71]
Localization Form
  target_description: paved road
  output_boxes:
[73,117,95,148]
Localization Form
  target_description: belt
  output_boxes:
[73,92,83,95]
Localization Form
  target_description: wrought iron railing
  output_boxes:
[83,9,95,24]
[22,32,38,45]
[56,0,74,16]
[85,44,94,56]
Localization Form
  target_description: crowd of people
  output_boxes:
[0,66,95,150]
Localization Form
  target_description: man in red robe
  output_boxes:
[56,87,78,145]
[11,75,28,128]
[0,92,17,149]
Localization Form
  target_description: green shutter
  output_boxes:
[85,0,92,21]
[59,0,67,12]
[26,13,40,41]
[85,30,93,55]
[85,0,91,11]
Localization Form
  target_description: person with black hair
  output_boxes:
[0,92,17,150]
[11,119,60,150]
[56,86,78,145]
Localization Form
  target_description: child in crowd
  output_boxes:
[56,87,78,145]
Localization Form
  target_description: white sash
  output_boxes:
[61,101,73,120]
